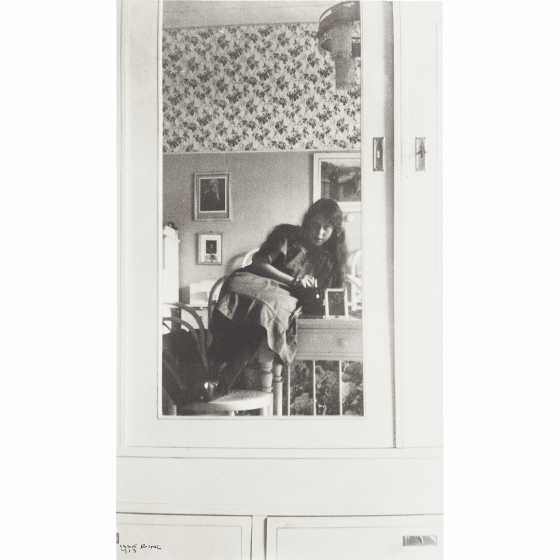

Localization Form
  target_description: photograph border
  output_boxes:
[193,172,232,221]
[313,152,361,213]
[197,233,223,265]
[324,288,349,319]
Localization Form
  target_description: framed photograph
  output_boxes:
[193,173,232,221]
[313,153,361,212]
[324,288,349,319]
[197,233,223,265]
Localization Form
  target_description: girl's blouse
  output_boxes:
[253,224,337,289]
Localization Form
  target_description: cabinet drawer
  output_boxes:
[117,514,251,559]
[297,328,362,359]
[267,515,443,560]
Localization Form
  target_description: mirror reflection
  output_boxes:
[161,1,363,417]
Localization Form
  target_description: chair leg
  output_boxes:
[258,340,283,416]
[272,363,283,416]
[258,340,273,415]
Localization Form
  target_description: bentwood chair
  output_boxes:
[162,301,271,416]
[206,247,283,415]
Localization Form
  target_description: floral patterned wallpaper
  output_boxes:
[162,24,361,153]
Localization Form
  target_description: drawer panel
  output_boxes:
[297,328,362,359]
[117,514,251,559]
[267,516,443,560]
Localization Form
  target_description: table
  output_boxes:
[297,317,363,360]
[258,317,363,416]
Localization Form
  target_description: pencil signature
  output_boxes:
[119,543,162,554]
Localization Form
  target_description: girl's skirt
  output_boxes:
[209,271,302,365]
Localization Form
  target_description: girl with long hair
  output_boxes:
[200,198,349,401]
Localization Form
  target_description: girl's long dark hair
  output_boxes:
[302,198,349,288]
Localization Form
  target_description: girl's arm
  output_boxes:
[249,254,314,287]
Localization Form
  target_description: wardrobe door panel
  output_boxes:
[394,1,443,448]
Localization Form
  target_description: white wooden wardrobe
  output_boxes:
[117,2,443,558]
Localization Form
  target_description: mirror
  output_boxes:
[160,0,363,418]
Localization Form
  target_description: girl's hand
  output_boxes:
[293,275,315,288]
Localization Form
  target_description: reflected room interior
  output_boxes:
[161,1,366,417]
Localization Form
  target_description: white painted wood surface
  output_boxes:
[117,513,252,560]
[394,1,443,448]
[118,4,443,552]
[267,515,443,560]
[117,456,443,515]
[119,0,394,452]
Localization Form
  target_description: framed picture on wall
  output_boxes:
[313,153,361,212]
[197,233,223,265]
[193,173,232,221]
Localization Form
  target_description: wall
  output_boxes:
[162,5,365,302]
[163,151,362,302]
[162,23,360,152]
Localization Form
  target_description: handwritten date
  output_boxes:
[119,544,162,554]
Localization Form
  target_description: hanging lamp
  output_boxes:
[317,1,361,90]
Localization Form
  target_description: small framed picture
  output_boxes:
[313,153,361,213]
[197,233,223,265]
[324,288,349,319]
[193,173,232,221]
